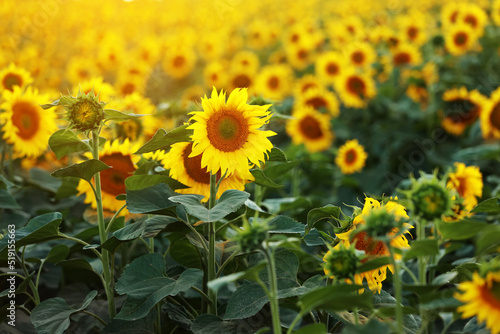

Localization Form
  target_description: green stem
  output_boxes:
[389,245,404,334]
[35,260,45,292]
[353,308,359,325]
[91,129,116,319]
[0,141,6,176]
[263,246,281,334]
[7,145,14,180]
[287,311,304,334]
[149,237,162,333]
[207,172,217,315]
[60,234,102,260]
[191,286,214,308]
[19,248,40,305]
[105,203,127,235]
[418,218,426,284]
[217,249,239,277]
[401,262,419,284]
[81,310,107,326]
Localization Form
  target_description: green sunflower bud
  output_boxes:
[323,243,359,280]
[409,173,452,220]
[363,207,400,238]
[234,219,269,253]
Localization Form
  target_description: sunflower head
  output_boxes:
[323,243,360,280]
[409,173,453,221]
[362,207,401,240]
[234,219,269,253]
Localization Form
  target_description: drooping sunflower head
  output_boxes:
[0,63,33,93]
[409,173,453,221]
[335,139,368,175]
[187,87,275,176]
[323,242,360,281]
[447,162,483,211]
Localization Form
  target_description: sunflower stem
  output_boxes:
[389,244,404,334]
[91,129,116,320]
[207,172,217,315]
[263,244,281,334]
[418,218,427,284]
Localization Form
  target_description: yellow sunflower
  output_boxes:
[163,142,254,202]
[445,23,479,56]
[481,87,500,138]
[335,139,368,175]
[66,57,100,86]
[457,3,488,36]
[441,87,487,136]
[447,162,483,211]
[315,51,345,85]
[335,67,376,109]
[285,43,314,70]
[286,106,334,153]
[72,77,115,103]
[204,61,229,90]
[441,2,462,29]
[391,43,422,67]
[230,50,260,74]
[344,42,377,69]
[181,85,207,109]
[295,87,340,117]
[454,271,500,334]
[228,69,255,95]
[493,0,500,26]
[396,12,428,46]
[188,87,275,176]
[333,197,412,294]
[162,46,197,79]
[255,64,293,101]
[77,139,140,216]
[0,63,33,93]
[0,86,57,158]
[293,75,322,97]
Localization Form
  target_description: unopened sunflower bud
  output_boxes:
[234,220,269,253]
[323,243,359,280]
[409,173,452,220]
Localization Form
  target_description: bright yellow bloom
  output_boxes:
[315,51,345,84]
[162,46,197,79]
[445,23,479,56]
[391,43,422,67]
[0,86,57,158]
[335,139,368,175]
[344,42,376,69]
[335,67,376,108]
[293,75,322,97]
[481,87,500,138]
[0,63,33,93]
[455,271,500,334]
[188,88,275,176]
[286,106,334,153]
[447,162,483,211]
[204,61,229,90]
[295,87,340,117]
[441,87,487,136]
[255,64,293,101]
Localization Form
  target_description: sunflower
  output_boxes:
[114,74,146,97]
[286,106,334,153]
[285,43,314,70]
[293,75,322,97]
[344,42,376,69]
[335,67,376,109]
[230,50,260,73]
[391,43,422,67]
[228,69,255,94]
[454,271,500,334]
[163,142,254,202]
[204,61,228,89]
[295,87,340,117]
[334,197,412,294]
[0,86,57,158]
[447,162,483,211]
[445,23,479,56]
[441,88,487,135]
[66,57,100,86]
[335,139,368,175]
[162,46,197,79]
[481,87,500,138]
[493,0,500,26]
[396,12,428,46]
[188,87,275,176]
[181,85,207,109]
[77,139,140,216]
[0,63,33,93]
[315,51,345,85]
[441,2,461,29]
[255,64,293,101]
[457,3,488,36]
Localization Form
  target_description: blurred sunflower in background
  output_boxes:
[335,139,368,175]
[286,106,333,153]
[447,162,483,211]
[315,51,344,85]
[255,64,293,101]
[0,63,33,93]
[295,87,340,117]
[441,87,487,136]
[481,87,500,138]
[335,68,376,108]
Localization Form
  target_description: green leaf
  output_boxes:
[437,220,487,241]
[48,129,91,159]
[356,257,392,274]
[298,284,372,314]
[103,311,156,333]
[431,271,457,286]
[51,159,111,182]
[0,213,63,257]
[115,253,203,320]
[475,224,500,255]
[103,109,144,122]
[404,240,439,261]
[294,323,327,334]
[303,228,328,246]
[263,160,299,181]
[125,174,187,191]
[0,188,20,209]
[306,205,341,233]
[101,221,147,253]
[126,183,177,215]
[267,147,288,162]
[191,314,247,334]
[268,215,305,234]
[31,290,97,334]
[208,261,267,293]
[471,197,500,213]
[134,125,193,154]
[143,216,179,238]
[57,258,102,276]
[341,319,390,334]
[250,169,283,188]
[45,245,70,263]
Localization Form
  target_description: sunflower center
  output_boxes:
[297,49,308,60]
[182,143,214,184]
[206,110,249,152]
[268,76,279,89]
[121,82,135,96]
[78,69,90,80]
[326,62,339,75]
[479,280,500,309]
[347,76,366,96]
[299,115,323,139]
[305,96,328,110]
[351,51,365,64]
[100,153,135,196]
[408,27,418,39]
[302,83,317,93]
[444,98,478,124]
[464,15,478,28]
[3,73,23,91]
[233,74,251,88]
[345,149,357,164]
[394,52,411,66]
[291,33,299,43]
[454,32,468,46]
[490,103,500,130]
[354,231,387,261]
[11,101,40,140]
[173,56,186,68]
[450,11,458,23]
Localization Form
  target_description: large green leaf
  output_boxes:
[306,205,341,233]
[341,319,390,334]
[0,188,20,209]
[250,169,283,188]
[48,129,92,159]
[267,147,288,162]
[101,221,147,253]
[471,197,500,213]
[298,284,372,314]
[475,224,500,255]
[191,314,253,334]
[125,174,188,191]
[115,253,203,320]
[143,216,179,238]
[31,290,97,334]
[437,220,487,241]
[268,215,305,234]
[103,108,144,122]
[403,240,439,260]
[51,159,111,182]
[126,183,177,215]
[134,125,192,154]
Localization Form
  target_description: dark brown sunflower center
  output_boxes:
[206,110,249,152]
[444,98,479,125]
[347,76,366,96]
[3,73,23,91]
[121,82,136,96]
[12,101,40,140]
[479,280,500,308]
[351,51,365,64]
[78,69,90,80]
[233,74,251,88]
[464,15,478,28]
[173,56,186,68]
[454,32,468,46]
[306,96,328,110]
[302,83,317,93]
[326,62,339,75]
[268,76,279,89]
[353,231,387,262]
[100,153,135,196]
[394,52,411,66]
[450,11,458,23]
[408,27,418,39]
[299,115,323,139]
[490,103,500,130]
[297,49,308,60]
[345,149,358,164]
[182,143,212,184]
[291,33,299,43]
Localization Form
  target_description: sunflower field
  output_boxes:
[2,0,500,333]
